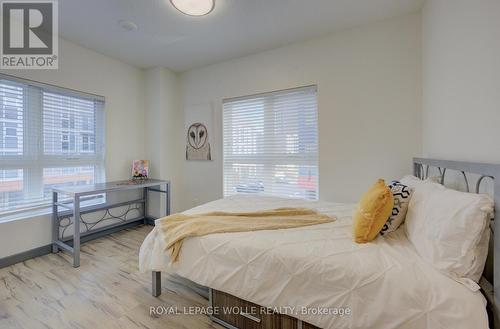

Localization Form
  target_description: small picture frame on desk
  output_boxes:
[132,160,149,180]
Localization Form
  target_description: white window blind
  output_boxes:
[0,75,105,218]
[223,86,318,200]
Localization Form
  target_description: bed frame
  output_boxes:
[151,157,500,328]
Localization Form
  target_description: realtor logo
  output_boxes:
[1,0,58,69]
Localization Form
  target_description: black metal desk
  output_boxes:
[52,179,170,267]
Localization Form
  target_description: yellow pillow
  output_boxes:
[353,179,394,243]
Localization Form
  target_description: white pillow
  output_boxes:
[400,175,493,287]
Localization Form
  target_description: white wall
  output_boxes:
[0,38,146,258]
[422,0,500,161]
[178,13,422,210]
[144,67,183,215]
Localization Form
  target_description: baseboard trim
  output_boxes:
[0,218,154,269]
[0,245,53,269]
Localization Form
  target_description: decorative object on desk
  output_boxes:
[132,160,149,179]
[185,104,213,161]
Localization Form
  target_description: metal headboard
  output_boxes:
[413,157,500,327]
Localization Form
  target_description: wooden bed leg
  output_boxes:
[152,271,161,297]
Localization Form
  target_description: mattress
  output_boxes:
[139,195,488,329]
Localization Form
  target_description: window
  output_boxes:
[0,75,105,218]
[223,86,318,200]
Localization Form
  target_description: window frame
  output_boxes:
[222,85,319,200]
[0,73,105,218]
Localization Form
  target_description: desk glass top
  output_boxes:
[52,179,170,196]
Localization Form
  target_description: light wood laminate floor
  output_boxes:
[0,225,222,329]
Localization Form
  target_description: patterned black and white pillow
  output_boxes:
[380,181,412,236]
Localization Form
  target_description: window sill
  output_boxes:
[0,197,105,223]
[0,207,53,223]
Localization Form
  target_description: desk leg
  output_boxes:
[166,182,171,216]
[52,192,59,253]
[73,196,81,268]
[144,186,149,223]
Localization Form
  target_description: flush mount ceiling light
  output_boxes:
[170,0,215,16]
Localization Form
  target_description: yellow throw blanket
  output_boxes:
[156,208,336,262]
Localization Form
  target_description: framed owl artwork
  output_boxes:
[185,104,214,161]
[186,122,211,160]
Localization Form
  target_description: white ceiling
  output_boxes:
[59,0,424,72]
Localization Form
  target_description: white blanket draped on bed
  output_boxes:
[139,195,488,329]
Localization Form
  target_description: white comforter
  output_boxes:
[139,196,489,329]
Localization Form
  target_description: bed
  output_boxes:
[139,158,500,329]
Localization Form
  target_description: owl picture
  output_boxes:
[186,122,211,160]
